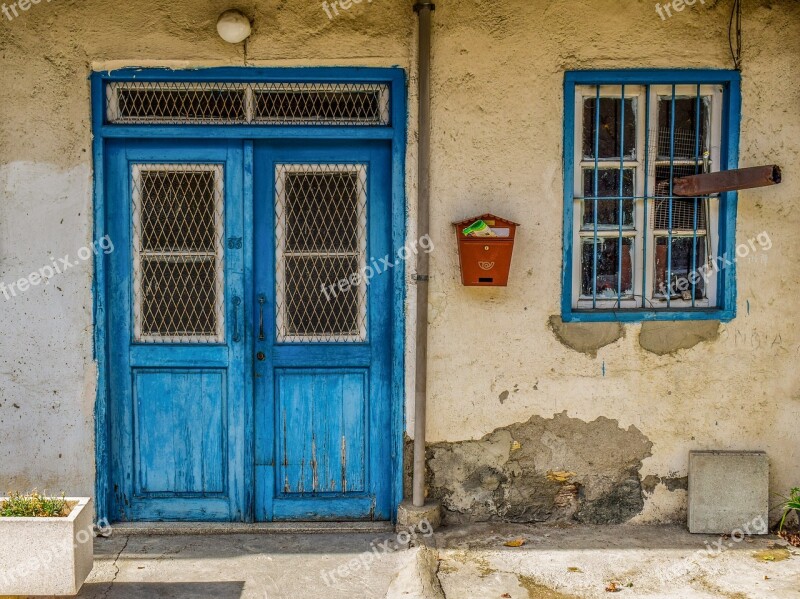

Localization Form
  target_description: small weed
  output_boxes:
[779,487,800,532]
[0,491,71,517]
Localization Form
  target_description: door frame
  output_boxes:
[91,67,408,523]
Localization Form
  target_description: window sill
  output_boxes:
[562,307,734,323]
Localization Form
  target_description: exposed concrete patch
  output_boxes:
[427,412,653,525]
[642,474,689,495]
[547,316,624,358]
[638,321,720,355]
[404,433,414,501]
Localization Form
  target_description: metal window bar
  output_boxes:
[592,86,600,308]
[667,85,676,309]
[106,82,390,126]
[617,84,625,307]
[642,85,650,309]
[692,84,701,307]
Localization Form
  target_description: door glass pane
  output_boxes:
[132,164,225,343]
[285,171,360,253]
[275,164,368,343]
[140,257,217,338]
[284,255,360,337]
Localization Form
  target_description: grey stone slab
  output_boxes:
[688,450,769,534]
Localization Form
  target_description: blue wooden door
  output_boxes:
[107,140,247,521]
[253,140,394,521]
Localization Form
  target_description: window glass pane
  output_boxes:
[284,170,361,253]
[132,164,225,344]
[140,170,217,252]
[583,97,636,159]
[116,88,246,123]
[285,256,360,336]
[141,257,217,337]
[652,197,707,231]
[656,96,710,160]
[582,169,634,227]
[254,87,385,125]
[580,237,634,298]
[654,236,707,299]
[275,164,368,343]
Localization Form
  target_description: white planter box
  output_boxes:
[0,497,94,596]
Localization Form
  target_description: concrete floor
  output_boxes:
[66,523,800,599]
[80,531,415,599]
[433,523,800,599]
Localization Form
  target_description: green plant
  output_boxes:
[0,491,70,517]
[779,487,800,531]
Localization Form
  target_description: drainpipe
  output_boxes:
[413,1,434,509]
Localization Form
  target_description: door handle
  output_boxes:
[258,295,266,340]
[232,296,242,343]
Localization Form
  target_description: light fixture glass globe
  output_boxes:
[217,10,251,44]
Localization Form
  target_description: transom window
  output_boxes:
[563,71,740,322]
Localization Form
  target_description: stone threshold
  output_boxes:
[111,521,395,535]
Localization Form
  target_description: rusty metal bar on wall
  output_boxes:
[673,165,782,196]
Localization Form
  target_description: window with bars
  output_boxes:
[564,72,739,319]
[132,164,225,343]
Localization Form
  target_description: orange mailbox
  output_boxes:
[453,213,519,286]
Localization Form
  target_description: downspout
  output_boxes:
[413,1,435,509]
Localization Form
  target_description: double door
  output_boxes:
[106,139,394,521]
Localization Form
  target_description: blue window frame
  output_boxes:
[562,70,740,323]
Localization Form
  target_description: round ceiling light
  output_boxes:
[217,10,251,44]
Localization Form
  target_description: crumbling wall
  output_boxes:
[426,412,653,524]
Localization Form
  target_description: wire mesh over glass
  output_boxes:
[106,82,390,126]
[132,164,225,343]
[275,164,368,343]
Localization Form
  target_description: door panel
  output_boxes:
[133,369,227,496]
[107,140,246,522]
[276,369,367,495]
[254,140,393,521]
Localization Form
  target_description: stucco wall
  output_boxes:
[0,0,798,524]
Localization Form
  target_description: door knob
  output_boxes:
[256,351,266,361]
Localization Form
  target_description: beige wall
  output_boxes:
[0,0,797,523]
